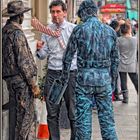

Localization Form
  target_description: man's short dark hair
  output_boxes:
[49,0,67,12]
[110,20,119,30]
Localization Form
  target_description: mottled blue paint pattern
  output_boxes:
[62,16,119,140]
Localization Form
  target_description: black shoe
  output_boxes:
[113,96,122,101]
[122,99,128,104]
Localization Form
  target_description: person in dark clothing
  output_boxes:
[110,20,122,101]
[110,20,121,37]
[35,1,77,140]
[2,1,40,139]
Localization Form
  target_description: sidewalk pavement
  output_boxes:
[60,76,138,140]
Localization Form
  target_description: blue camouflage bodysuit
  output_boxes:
[61,0,120,139]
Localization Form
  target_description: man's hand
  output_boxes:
[36,40,44,50]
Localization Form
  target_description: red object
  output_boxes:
[100,4,126,13]
[112,92,115,101]
[37,124,50,139]
[101,3,126,9]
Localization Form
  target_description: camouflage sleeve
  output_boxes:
[61,28,77,81]
[13,30,37,87]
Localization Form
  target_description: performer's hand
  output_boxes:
[32,85,41,97]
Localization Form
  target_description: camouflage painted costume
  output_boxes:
[2,20,37,140]
[62,0,119,139]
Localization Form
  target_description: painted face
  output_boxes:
[50,6,67,25]
[19,13,24,24]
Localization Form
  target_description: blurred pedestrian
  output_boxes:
[110,20,122,101]
[110,20,121,37]
[134,22,138,37]
[61,0,119,139]
[134,23,138,61]
[117,23,138,103]
[2,1,40,139]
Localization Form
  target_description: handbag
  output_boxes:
[48,79,68,105]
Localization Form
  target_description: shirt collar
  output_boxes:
[54,20,67,30]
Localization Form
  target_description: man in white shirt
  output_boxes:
[36,1,77,140]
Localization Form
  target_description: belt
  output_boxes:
[70,69,77,73]
[48,69,77,73]
[79,60,111,68]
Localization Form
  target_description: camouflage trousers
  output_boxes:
[75,83,118,140]
[5,75,36,140]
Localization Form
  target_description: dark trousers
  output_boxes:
[44,69,76,140]
[9,101,16,140]
[113,75,119,94]
[119,72,138,93]
[4,75,35,140]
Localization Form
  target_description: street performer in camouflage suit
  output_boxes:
[61,0,119,139]
[2,1,40,139]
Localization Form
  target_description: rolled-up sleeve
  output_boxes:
[36,46,48,60]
